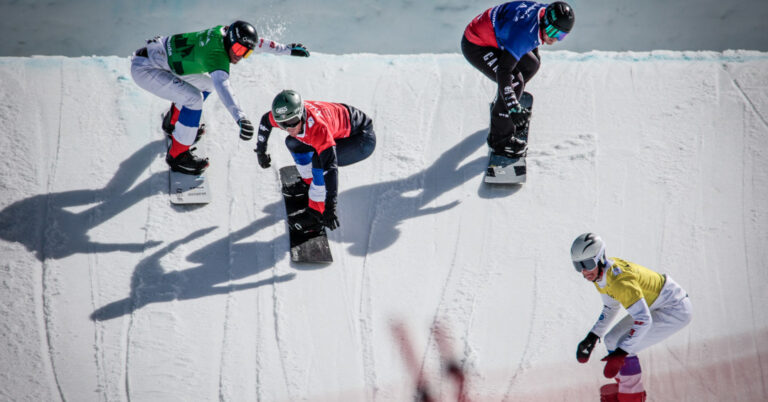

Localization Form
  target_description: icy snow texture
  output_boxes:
[1,51,768,401]
[1,0,768,57]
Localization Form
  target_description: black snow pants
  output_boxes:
[461,35,540,148]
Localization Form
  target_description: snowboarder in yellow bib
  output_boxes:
[570,233,692,402]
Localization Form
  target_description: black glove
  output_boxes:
[576,332,600,363]
[255,150,271,169]
[322,204,339,230]
[289,43,310,57]
[601,348,629,378]
[238,118,254,140]
[507,103,531,128]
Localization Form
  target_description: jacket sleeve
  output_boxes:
[253,38,292,55]
[590,294,622,337]
[255,112,273,154]
[495,51,521,110]
[210,69,246,123]
[617,298,653,354]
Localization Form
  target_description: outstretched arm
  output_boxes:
[210,70,245,122]
[254,38,310,57]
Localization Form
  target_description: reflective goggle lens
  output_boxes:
[278,116,301,129]
[231,42,253,58]
[573,257,598,272]
[545,25,568,41]
[572,250,604,273]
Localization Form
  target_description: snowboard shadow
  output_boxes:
[477,179,523,198]
[336,129,491,256]
[0,140,166,262]
[91,129,500,319]
[90,202,294,321]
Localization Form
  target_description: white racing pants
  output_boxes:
[130,38,213,146]
[604,275,693,394]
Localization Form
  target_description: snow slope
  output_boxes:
[1,51,767,401]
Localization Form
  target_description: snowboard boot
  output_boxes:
[600,383,619,402]
[162,104,206,144]
[617,391,647,402]
[166,147,209,175]
[490,135,527,158]
[515,119,530,143]
[491,117,530,158]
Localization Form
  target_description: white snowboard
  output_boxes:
[169,170,211,204]
[485,152,527,184]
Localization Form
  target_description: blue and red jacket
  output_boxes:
[464,1,546,60]
[464,2,546,107]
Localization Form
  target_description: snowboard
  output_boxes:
[279,165,333,263]
[164,116,211,205]
[166,138,211,205]
[485,91,533,184]
[169,169,211,204]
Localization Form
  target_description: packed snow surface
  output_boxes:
[1,51,767,401]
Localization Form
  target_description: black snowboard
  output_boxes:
[279,166,333,263]
[485,91,533,184]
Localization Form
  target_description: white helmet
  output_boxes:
[570,233,606,272]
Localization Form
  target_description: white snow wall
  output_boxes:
[1,51,767,401]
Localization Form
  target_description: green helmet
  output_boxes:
[271,90,304,124]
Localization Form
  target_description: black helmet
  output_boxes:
[225,20,258,55]
[542,2,575,34]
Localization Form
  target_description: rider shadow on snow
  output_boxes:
[91,129,521,319]
[337,128,519,257]
[90,201,295,321]
[0,140,165,262]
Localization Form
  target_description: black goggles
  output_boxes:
[278,116,301,129]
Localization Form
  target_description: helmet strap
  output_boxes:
[593,260,606,282]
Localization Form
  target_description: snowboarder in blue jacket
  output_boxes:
[462,1,574,158]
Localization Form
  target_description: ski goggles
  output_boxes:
[572,253,604,273]
[543,24,568,41]
[231,42,254,59]
[277,116,302,129]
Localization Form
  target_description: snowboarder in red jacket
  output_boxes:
[255,90,376,231]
